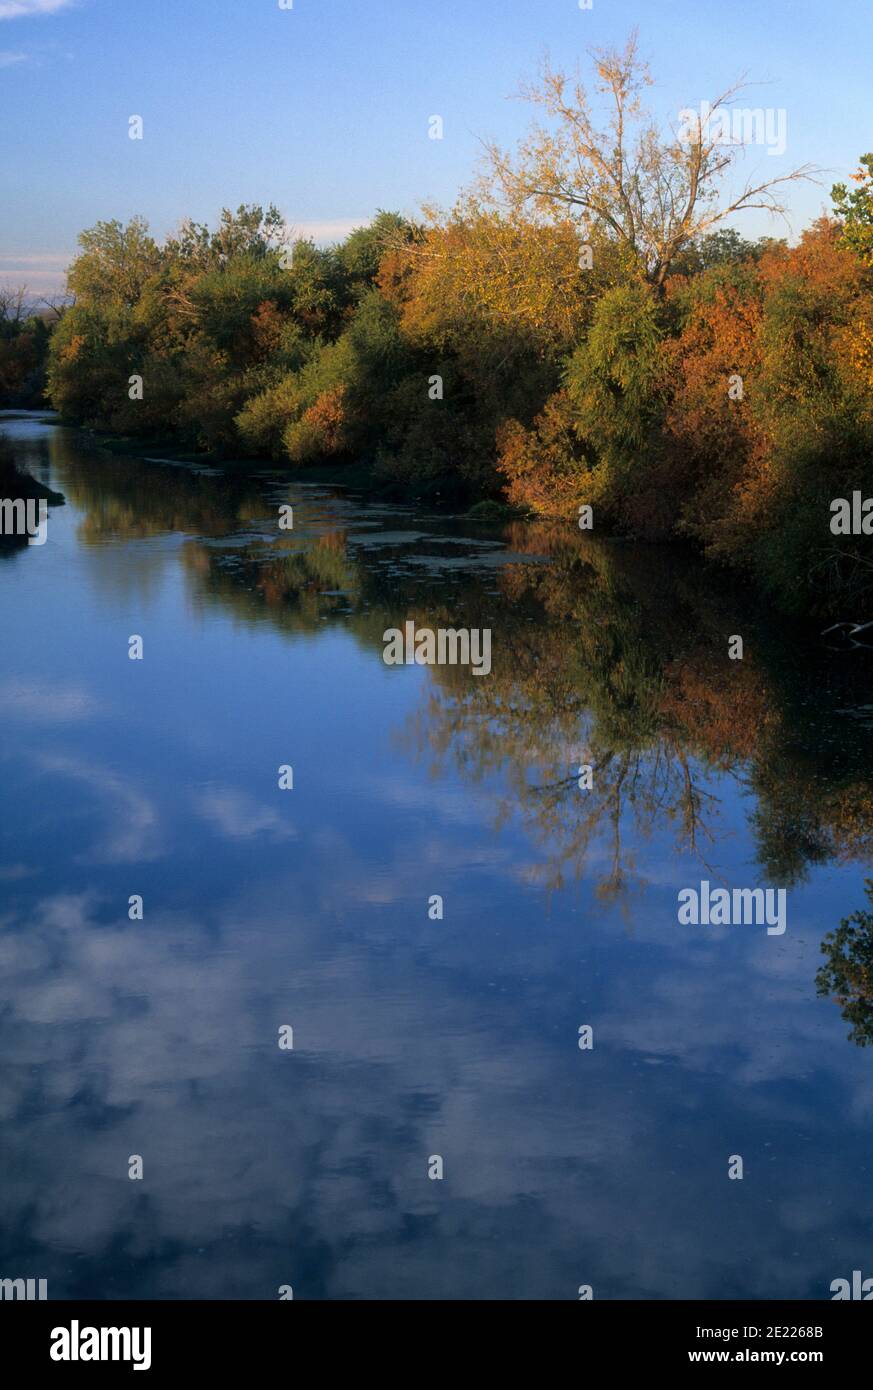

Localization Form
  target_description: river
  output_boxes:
[1,411,872,1300]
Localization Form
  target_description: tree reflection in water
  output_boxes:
[48,438,873,1034]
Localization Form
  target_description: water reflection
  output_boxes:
[50,433,873,897]
[817,880,873,1047]
[2,416,873,1300]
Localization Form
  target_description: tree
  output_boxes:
[816,881,873,1047]
[832,154,873,266]
[0,286,52,409]
[484,32,818,291]
[67,217,161,309]
[335,211,412,299]
[165,204,286,269]
[0,284,29,325]
[384,199,593,356]
[672,228,774,276]
[833,155,873,401]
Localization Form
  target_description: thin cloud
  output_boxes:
[0,252,70,264]
[0,0,75,19]
[288,219,370,245]
[192,787,296,841]
[36,753,163,863]
[0,48,26,62]
[0,679,100,724]
[0,252,70,294]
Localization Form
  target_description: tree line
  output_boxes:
[4,37,872,617]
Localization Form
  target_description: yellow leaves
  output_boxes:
[496,391,598,519]
[284,385,349,463]
[846,315,873,391]
[61,333,86,363]
[384,207,590,356]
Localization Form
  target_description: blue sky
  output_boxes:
[1,0,870,293]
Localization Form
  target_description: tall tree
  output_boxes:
[484,32,818,290]
[66,217,161,309]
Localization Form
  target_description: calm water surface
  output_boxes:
[2,412,872,1299]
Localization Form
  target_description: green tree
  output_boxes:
[563,280,668,525]
[67,217,161,309]
[817,882,873,1046]
[832,154,873,266]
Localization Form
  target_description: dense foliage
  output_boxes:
[38,66,873,619]
[42,187,872,616]
[0,289,53,409]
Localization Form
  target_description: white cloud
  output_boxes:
[36,753,163,863]
[0,48,25,62]
[192,786,296,841]
[0,679,100,723]
[0,863,37,881]
[0,0,74,19]
[0,252,71,295]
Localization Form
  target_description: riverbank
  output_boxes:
[57,423,527,519]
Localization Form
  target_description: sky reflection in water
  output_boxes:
[1,415,872,1300]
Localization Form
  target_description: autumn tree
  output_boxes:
[373,202,596,498]
[662,257,765,550]
[832,155,873,397]
[497,279,670,527]
[484,31,818,291]
[385,199,594,355]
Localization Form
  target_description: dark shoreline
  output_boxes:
[3,414,864,643]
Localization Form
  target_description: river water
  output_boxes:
[1,411,872,1300]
